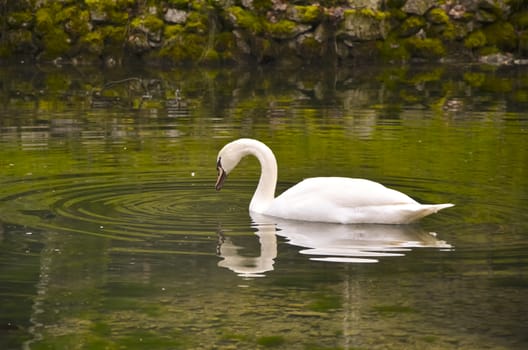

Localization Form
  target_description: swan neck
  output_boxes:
[249,142,277,213]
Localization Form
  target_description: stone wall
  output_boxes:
[1,0,527,66]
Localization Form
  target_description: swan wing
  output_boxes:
[275,177,418,207]
[264,177,452,224]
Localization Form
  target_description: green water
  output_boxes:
[1,63,527,349]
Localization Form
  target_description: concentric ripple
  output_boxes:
[0,171,228,242]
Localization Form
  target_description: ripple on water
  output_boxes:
[0,172,229,246]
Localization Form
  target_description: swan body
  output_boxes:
[215,138,453,224]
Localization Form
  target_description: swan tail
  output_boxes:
[404,203,455,223]
[424,203,455,212]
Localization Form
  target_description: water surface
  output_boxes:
[1,63,527,349]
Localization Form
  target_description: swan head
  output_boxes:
[215,141,246,191]
[215,157,228,191]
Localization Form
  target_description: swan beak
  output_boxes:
[215,159,227,191]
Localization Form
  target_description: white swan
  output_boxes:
[215,138,454,224]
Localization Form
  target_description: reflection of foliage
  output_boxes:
[1,63,528,350]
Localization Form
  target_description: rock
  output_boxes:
[402,0,437,16]
[513,59,528,65]
[448,5,467,20]
[7,12,33,29]
[398,16,426,37]
[127,33,150,53]
[314,23,330,43]
[427,8,449,24]
[233,30,251,55]
[475,9,496,23]
[266,20,311,40]
[478,0,511,17]
[295,33,323,58]
[340,10,388,41]
[479,52,513,65]
[347,0,383,10]
[164,9,188,24]
[286,5,323,24]
[241,0,254,10]
[89,10,108,24]
[7,29,36,53]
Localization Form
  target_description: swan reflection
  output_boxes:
[217,213,452,277]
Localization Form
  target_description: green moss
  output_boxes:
[131,15,164,33]
[35,7,55,34]
[476,9,497,22]
[439,23,457,41]
[85,0,130,24]
[80,30,104,54]
[388,8,408,21]
[360,8,389,21]
[159,32,208,62]
[251,0,273,12]
[100,25,126,45]
[427,8,449,24]
[6,29,34,53]
[293,5,323,24]
[464,30,487,49]
[511,11,528,29]
[405,37,445,59]
[185,12,208,34]
[108,10,129,25]
[482,21,516,51]
[265,19,297,38]
[41,28,71,59]
[227,6,263,34]
[63,8,91,38]
[164,25,185,38]
[85,0,135,10]
[7,11,34,29]
[478,45,500,56]
[399,16,426,37]
[214,32,236,53]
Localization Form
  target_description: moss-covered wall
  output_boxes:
[1,0,527,66]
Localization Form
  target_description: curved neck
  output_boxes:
[246,140,277,213]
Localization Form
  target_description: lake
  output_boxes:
[1,62,527,349]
